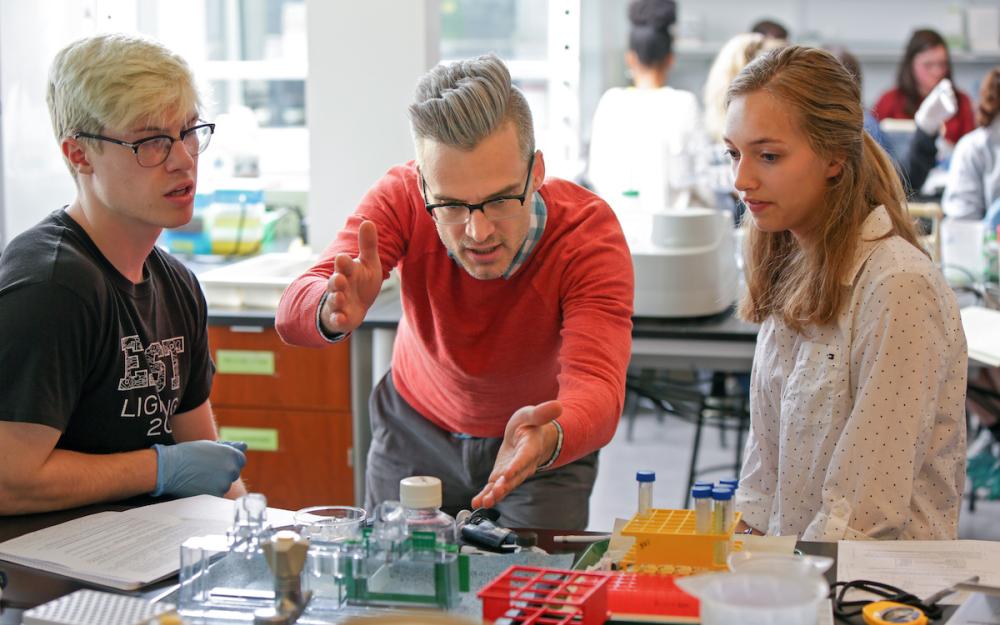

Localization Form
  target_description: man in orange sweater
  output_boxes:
[276,54,633,529]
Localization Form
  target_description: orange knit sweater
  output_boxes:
[276,162,633,467]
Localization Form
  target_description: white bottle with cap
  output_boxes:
[399,476,457,548]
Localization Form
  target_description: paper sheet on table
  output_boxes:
[119,493,298,528]
[838,540,1000,605]
[962,306,1000,367]
[946,593,1000,625]
[608,517,635,555]
[0,495,296,590]
[736,533,798,554]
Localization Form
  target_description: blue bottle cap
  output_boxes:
[691,486,712,498]
[636,471,656,482]
[719,479,740,488]
[693,481,714,488]
[711,487,733,500]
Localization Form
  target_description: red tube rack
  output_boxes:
[477,565,610,625]
[606,573,699,621]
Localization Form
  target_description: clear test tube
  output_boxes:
[692,486,713,533]
[636,471,655,516]
[711,487,734,534]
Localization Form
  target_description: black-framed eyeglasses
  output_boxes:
[73,122,215,168]
[421,152,536,225]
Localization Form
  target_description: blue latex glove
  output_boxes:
[152,440,248,497]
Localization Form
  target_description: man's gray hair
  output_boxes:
[409,54,535,162]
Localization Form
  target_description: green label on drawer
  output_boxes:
[216,349,275,375]
[219,427,279,452]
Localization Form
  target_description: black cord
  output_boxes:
[830,579,943,622]
[223,196,262,260]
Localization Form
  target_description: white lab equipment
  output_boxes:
[676,552,834,625]
[400,476,457,548]
[941,218,985,284]
[630,208,738,317]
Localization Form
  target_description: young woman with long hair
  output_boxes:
[724,45,968,540]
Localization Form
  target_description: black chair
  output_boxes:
[625,369,750,507]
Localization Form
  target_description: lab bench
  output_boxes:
[0,499,962,625]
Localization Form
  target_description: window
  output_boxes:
[139,0,308,182]
[439,0,583,181]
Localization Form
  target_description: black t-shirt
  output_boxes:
[0,210,214,453]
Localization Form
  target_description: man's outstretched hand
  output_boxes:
[472,400,562,509]
[320,220,382,335]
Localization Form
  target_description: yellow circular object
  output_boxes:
[158,613,184,625]
[862,601,927,625]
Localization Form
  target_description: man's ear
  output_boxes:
[62,138,93,175]
[532,151,546,188]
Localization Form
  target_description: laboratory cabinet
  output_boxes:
[207,325,354,510]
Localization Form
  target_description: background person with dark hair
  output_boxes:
[588,0,707,214]
[750,18,788,41]
[829,45,943,195]
[874,28,975,147]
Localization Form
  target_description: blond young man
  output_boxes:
[0,34,246,515]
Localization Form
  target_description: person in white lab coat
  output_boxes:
[724,46,967,540]
[943,65,1000,231]
[587,0,706,217]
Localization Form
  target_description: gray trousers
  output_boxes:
[365,371,598,530]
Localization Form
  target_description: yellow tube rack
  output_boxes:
[619,508,742,572]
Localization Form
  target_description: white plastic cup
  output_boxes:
[676,553,833,625]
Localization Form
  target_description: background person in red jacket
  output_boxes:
[275,54,634,529]
[873,28,975,147]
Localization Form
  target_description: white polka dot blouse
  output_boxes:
[736,205,968,540]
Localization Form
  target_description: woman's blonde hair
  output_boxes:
[727,45,922,331]
[47,33,200,175]
[703,33,785,143]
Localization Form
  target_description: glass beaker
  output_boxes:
[294,505,366,543]
[295,505,366,608]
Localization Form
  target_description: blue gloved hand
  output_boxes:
[152,440,248,497]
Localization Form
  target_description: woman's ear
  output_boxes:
[826,156,844,179]
[62,138,93,175]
